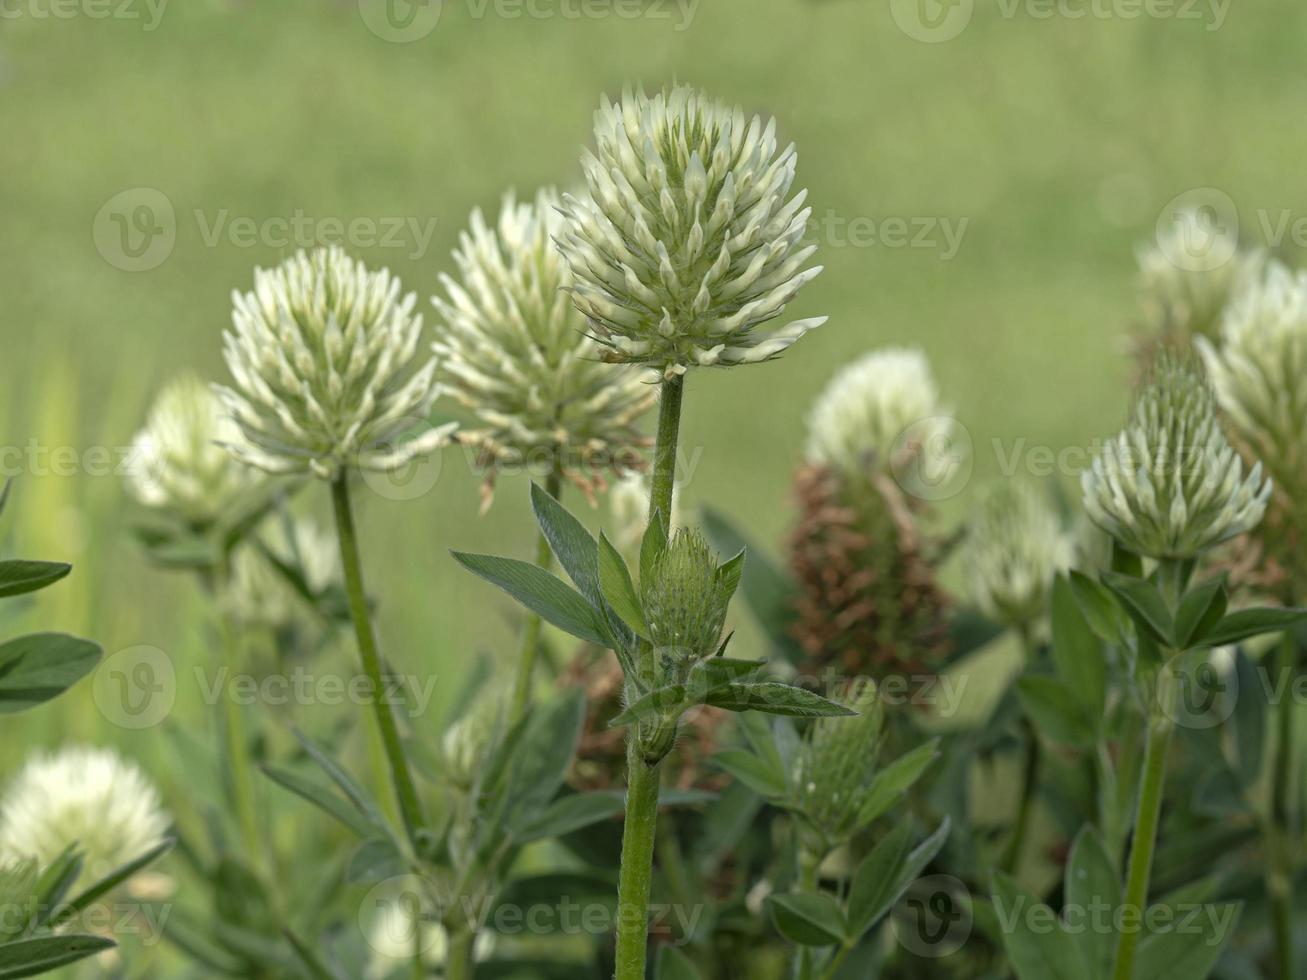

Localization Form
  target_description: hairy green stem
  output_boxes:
[330,474,426,842]
[1268,632,1299,980]
[614,747,662,980]
[216,600,263,871]
[1001,623,1041,875]
[795,847,823,980]
[510,469,563,723]
[444,928,475,980]
[649,374,684,524]
[1111,675,1175,980]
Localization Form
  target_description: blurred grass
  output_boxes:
[2,0,1306,792]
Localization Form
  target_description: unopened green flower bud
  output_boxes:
[1082,355,1271,560]
[640,528,729,661]
[1197,261,1307,495]
[440,689,509,791]
[963,482,1072,630]
[217,246,455,479]
[126,373,267,528]
[432,188,656,506]
[794,681,882,844]
[557,85,826,379]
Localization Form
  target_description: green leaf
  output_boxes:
[712,749,787,798]
[345,838,406,884]
[291,730,394,838]
[735,711,785,776]
[704,682,855,718]
[506,688,586,829]
[1016,676,1094,747]
[715,549,746,606]
[767,893,845,947]
[688,656,764,694]
[1133,903,1240,980]
[858,739,941,826]
[282,927,343,980]
[847,818,950,942]
[51,839,173,928]
[531,482,602,603]
[0,935,116,979]
[452,552,609,646]
[640,508,669,585]
[657,945,704,980]
[261,765,378,840]
[990,874,1093,980]
[1101,572,1174,646]
[1201,607,1307,648]
[1063,828,1118,980]
[517,791,625,842]
[598,532,649,635]
[0,561,71,599]
[0,633,101,714]
[1068,571,1130,647]
[1051,576,1106,718]
[609,685,688,728]
[1173,577,1228,650]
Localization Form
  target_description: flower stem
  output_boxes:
[1267,632,1299,980]
[649,374,684,524]
[216,603,263,871]
[1001,623,1041,875]
[614,746,662,980]
[509,469,563,723]
[1110,674,1175,980]
[330,474,426,842]
[444,928,475,980]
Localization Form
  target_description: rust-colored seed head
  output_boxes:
[787,465,950,679]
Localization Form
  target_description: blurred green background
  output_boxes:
[2,0,1304,839]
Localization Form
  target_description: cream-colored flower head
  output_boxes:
[1138,208,1265,341]
[963,482,1073,629]
[223,516,340,630]
[1082,355,1271,560]
[218,246,454,479]
[557,85,826,378]
[1197,260,1307,494]
[0,746,169,880]
[804,347,948,474]
[433,188,656,504]
[127,374,266,527]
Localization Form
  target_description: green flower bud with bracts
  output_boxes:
[1138,208,1265,343]
[126,373,268,529]
[804,347,949,477]
[440,687,509,792]
[1082,355,1271,560]
[432,188,657,507]
[217,246,455,480]
[222,515,341,632]
[963,481,1073,631]
[793,680,883,846]
[556,85,826,379]
[641,527,732,662]
[1198,260,1307,497]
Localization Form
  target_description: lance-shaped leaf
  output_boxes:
[1173,577,1228,650]
[704,682,855,718]
[0,935,117,978]
[767,893,845,947]
[0,633,101,714]
[1200,607,1307,648]
[598,532,649,635]
[847,818,951,942]
[1101,571,1174,647]
[452,552,610,646]
[530,482,601,602]
[0,560,71,599]
[712,749,787,798]
[858,738,941,826]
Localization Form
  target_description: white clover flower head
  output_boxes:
[1197,260,1307,493]
[557,85,826,379]
[217,246,455,480]
[223,516,341,630]
[1138,208,1265,341]
[1082,355,1272,560]
[126,374,266,527]
[963,481,1073,629]
[0,746,169,881]
[433,188,656,504]
[804,347,948,474]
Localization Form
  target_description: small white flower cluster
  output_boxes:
[217,245,454,479]
[964,482,1073,629]
[804,347,947,475]
[0,746,169,880]
[557,85,825,378]
[126,373,265,527]
[1198,260,1307,491]
[1082,357,1271,560]
[223,516,341,630]
[433,188,656,500]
